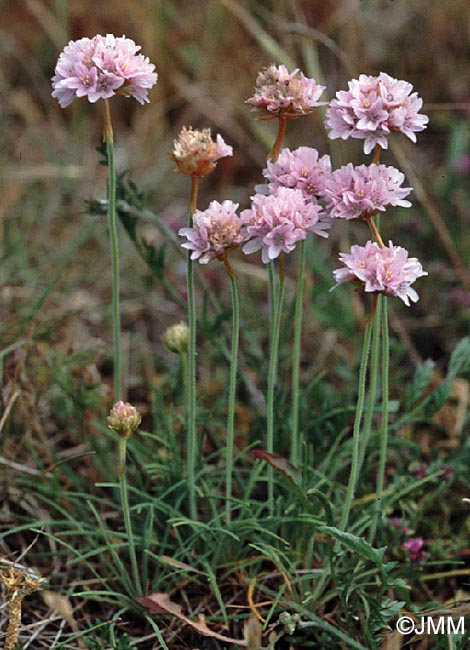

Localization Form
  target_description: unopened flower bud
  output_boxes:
[170,126,232,178]
[278,612,292,625]
[278,611,300,634]
[107,401,141,438]
[162,321,189,354]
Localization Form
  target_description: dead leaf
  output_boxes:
[381,629,404,650]
[253,449,302,486]
[244,614,262,650]
[42,590,87,650]
[137,592,248,646]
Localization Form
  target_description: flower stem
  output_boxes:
[371,144,382,165]
[103,99,121,401]
[369,296,389,543]
[367,216,385,249]
[268,261,277,352]
[290,239,306,467]
[223,258,240,523]
[266,259,285,514]
[118,437,143,595]
[358,294,382,473]
[339,318,373,532]
[268,117,287,162]
[186,175,199,521]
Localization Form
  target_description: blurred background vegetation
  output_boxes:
[2,0,469,350]
[1,0,469,441]
[0,1,469,646]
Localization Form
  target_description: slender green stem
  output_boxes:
[180,352,188,410]
[339,319,373,532]
[224,260,240,523]
[118,437,142,595]
[358,294,382,473]
[370,296,389,542]
[290,239,306,467]
[103,99,121,401]
[268,262,276,347]
[186,175,199,521]
[266,261,285,514]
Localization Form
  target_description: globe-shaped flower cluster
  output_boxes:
[179,201,245,264]
[326,72,428,154]
[240,187,329,264]
[325,163,412,220]
[331,240,428,306]
[51,34,158,108]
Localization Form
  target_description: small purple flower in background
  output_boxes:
[452,154,470,176]
[439,464,454,481]
[241,187,330,264]
[412,463,429,479]
[170,127,233,178]
[179,200,245,264]
[263,147,332,202]
[404,537,427,563]
[246,63,326,119]
[448,288,470,308]
[331,240,427,306]
[325,163,412,220]
[388,518,411,535]
[51,34,158,108]
[326,72,428,154]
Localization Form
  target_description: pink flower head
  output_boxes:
[403,537,427,563]
[331,240,427,306]
[179,200,245,264]
[325,163,412,220]
[107,400,142,438]
[246,64,326,118]
[263,147,332,202]
[51,34,158,108]
[241,187,330,264]
[170,127,233,178]
[326,72,428,154]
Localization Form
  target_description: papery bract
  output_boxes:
[162,322,189,354]
[107,401,142,438]
[171,127,233,178]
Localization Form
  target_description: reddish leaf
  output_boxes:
[253,449,302,486]
[137,592,248,646]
